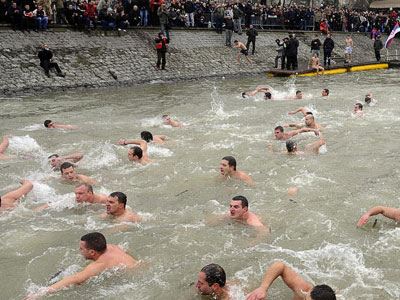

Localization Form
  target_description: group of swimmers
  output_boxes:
[0,88,394,300]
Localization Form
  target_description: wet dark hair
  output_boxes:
[275,39,280,43]
[60,162,74,174]
[234,40,238,43]
[310,284,336,300]
[222,156,236,171]
[44,120,52,128]
[131,146,143,159]
[323,88,329,95]
[286,140,297,153]
[76,183,93,193]
[140,131,153,142]
[162,114,169,118]
[364,95,371,103]
[109,191,127,208]
[80,232,107,253]
[296,90,302,95]
[48,154,59,159]
[232,195,248,208]
[201,264,226,287]
[306,112,314,115]
[264,92,272,99]
[355,103,363,110]
[274,126,284,132]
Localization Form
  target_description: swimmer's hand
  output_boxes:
[117,139,127,145]
[246,287,267,300]
[24,288,49,300]
[356,213,370,227]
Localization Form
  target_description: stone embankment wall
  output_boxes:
[0,28,396,96]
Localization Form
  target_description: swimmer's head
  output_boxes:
[107,192,127,215]
[60,162,77,180]
[275,38,280,44]
[354,103,363,111]
[162,114,171,123]
[233,40,238,44]
[241,92,247,98]
[305,114,314,126]
[264,92,272,100]
[128,146,143,161]
[196,264,226,295]
[140,131,153,142]
[229,195,249,219]
[364,94,372,104]
[80,232,107,259]
[75,184,94,203]
[286,140,297,153]
[274,126,284,140]
[44,120,54,128]
[295,90,303,99]
[322,88,329,96]
[310,284,336,300]
[220,156,236,175]
[48,154,59,168]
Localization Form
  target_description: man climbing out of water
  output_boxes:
[48,152,84,170]
[25,232,139,299]
[0,179,33,210]
[0,135,11,160]
[100,192,141,223]
[246,261,336,300]
[44,120,78,130]
[344,35,353,64]
[117,139,151,165]
[242,85,271,98]
[60,162,97,185]
[357,206,400,227]
[219,156,254,186]
[233,40,252,64]
[274,125,319,141]
[140,131,167,144]
[285,130,326,155]
[196,264,230,299]
[162,114,182,127]
[309,53,324,75]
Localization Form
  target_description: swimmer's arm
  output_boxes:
[121,139,148,152]
[33,203,50,212]
[288,107,305,115]
[1,180,33,203]
[62,152,84,163]
[0,135,9,154]
[78,175,97,185]
[357,206,400,227]
[55,124,79,130]
[241,174,255,187]
[246,261,312,300]
[284,123,302,129]
[156,135,167,141]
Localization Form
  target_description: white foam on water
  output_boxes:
[81,142,120,170]
[141,116,163,127]
[8,135,45,158]
[30,181,57,203]
[289,169,336,186]
[147,144,173,157]
[201,141,236,150]
[19,124,44,131]
[47,193,76,211]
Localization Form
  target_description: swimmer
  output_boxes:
[294,90,303,100]
[286,113,322,130]
[228,195,267,229]
[196,264,230,299]
[246,261,336,300]
[140,131,167,144]
[364,93,377,106]
[233,40,252,64]
[286,130,326,155]
[242,85,271,98]
[352,103,364,117]
[274,126,319,141]
[219,156,255,186]
[60,162,97,185]
[322,88,329,97]
[162,114,182,127]
[48,152,84,170]
[344,35,353,63]
[357,206,400,227]
[288,107,311,116]
[0,135,11,160]
[43,120,78,130]
[101,192,141,223]
[117,139,151,165]
[25,232,139,299]
[0,179,33,211]
[309,53,324,75]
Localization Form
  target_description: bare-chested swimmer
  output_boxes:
[0,180,33,211]
[274,126,318,141]
[322,88,329,97]
[285,130,326,155]
[44,120,78,130]
[309,53,324,75]
[364,93,377,106]
[48,152,84,170]
[118,139,152,165]
[228,195,267,229]
[140,131,167,144]
[101,192,141,223]
[233,40,252,64]
[162,114,182,127]
[285,113,322,130]
[352,103,364,117]
[0,135,11,160]
[242,85,272,98]
[196,264,230,300]
[219,156,254,186]
[246,261,336,300]
[60,162,97,185]
[357,206,400,227]
[25,232,139,299]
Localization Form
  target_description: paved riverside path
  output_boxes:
[0,28,397,96]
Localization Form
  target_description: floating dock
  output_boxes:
[266,61,396,77]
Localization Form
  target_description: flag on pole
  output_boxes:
[384,22,400,48]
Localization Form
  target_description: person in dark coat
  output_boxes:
[38,44,65,78]
[373,35,383,62]
[323,33,335,68]
[246,24,257,55]
[286,33,299,70]
[155,32,169,70]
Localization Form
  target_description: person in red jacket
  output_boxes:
[84,0,97,29]
[155,32,169,70]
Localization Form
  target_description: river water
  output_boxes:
[1,69,400,299]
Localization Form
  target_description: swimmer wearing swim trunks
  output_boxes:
[345,35,353,63]
[233,40,252,64]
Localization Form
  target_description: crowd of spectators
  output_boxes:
[0,0,398,34]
